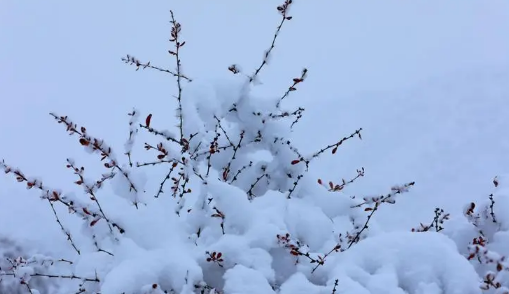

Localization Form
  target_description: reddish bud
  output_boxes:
[146,114,152,127]
[79,138,90,146]
[291,159,300,165]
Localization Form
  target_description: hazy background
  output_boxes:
[1,0,509,251]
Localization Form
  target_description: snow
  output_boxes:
[223,265,275,294]
[324,232,480,294]
[1,0,509,293]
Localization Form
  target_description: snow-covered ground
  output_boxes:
[1,0,509,293]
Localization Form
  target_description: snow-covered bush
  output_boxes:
[0,1,500,293]
[405,174,509,294]
[442,176,509,294]
[0,237,58,294]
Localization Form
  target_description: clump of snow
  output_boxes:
[323,232,480,294]
[223,265,275,294]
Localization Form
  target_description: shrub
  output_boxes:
[0,2,502,293]
[0,237,56,294]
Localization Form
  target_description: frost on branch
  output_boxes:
[0,1,486,294]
